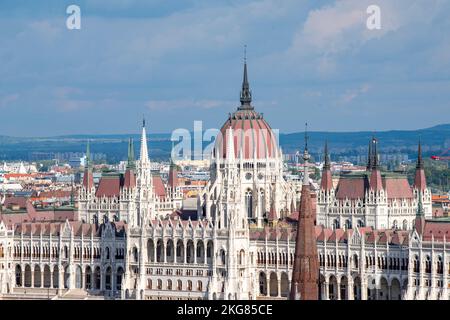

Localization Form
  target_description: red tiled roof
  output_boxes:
[369,169,383,192]
[96,175,121,197]
[3,196,28,209]
[320,169,333,191]
[335,176,369,199]
[414,168,427,191]
[384,178,414,199]
[153,176,166,198]
[422,220,450,241]
[124,169,136,189]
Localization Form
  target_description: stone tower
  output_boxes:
[290,135,319,300]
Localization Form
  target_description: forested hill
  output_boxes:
[0,124,449,162]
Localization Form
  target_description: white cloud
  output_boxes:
[0,94,19,109]
[339,83,371,105]
[146,99,233,111]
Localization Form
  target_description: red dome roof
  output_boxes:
[215,109,279,160]
[213,62,279,160]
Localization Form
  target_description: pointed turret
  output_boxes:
[168,159,179,189]
[127,138,135,169]
[413,140,427,191]
[82,140,94,189]
[320,141,333,191]
[366,139,372,170]
[290,136,319,300]
[124,138,136,188]
[140,117,149,163]
[369,137,383,192]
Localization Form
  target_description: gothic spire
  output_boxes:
[140,117,149,163]
[302,124,311,186]
[414,190,426,235]
[85,140,91,168]
[238,46,253,110]
[290,153,319,300]
[82,140,94,189]
[416,139,424,169]
[372,137,379,169]
[320,141,333,191]
[323,140,330,170]
[369,137,383,192]
[417,190,424,217]
[414,139,427,190]
[366,139,372,170]
[127,138,135,169]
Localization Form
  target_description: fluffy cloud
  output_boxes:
[0,0,449,135]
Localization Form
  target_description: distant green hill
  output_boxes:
[0,124,449,162]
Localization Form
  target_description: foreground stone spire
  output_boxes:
[290,128,319,300]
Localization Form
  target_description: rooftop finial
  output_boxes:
[244,44,247,64]
[304,122,308,152]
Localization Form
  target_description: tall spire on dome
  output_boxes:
[140,116,149,163]
[238,45,253,110]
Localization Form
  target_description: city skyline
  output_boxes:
[0,0,449,136]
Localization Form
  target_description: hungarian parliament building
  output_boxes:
[0,63,447,301]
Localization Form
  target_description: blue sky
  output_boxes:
[0,0,449,136]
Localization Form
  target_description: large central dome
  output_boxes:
[215,63,279,160]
